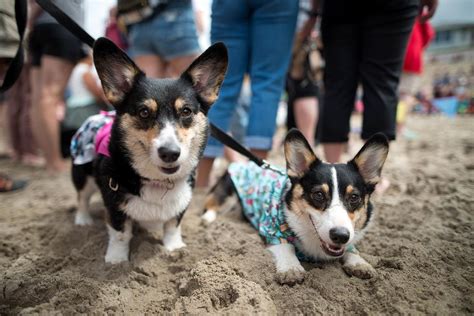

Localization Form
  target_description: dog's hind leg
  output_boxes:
[201,172,235,223]
[72,163,96,226]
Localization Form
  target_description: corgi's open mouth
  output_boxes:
[319,239,345,257]
[160,166,180,174]
[309,215,345,257]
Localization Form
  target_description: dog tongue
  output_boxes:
[328,244,342,251]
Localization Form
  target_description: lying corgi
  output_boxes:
[70,38,227,263]
[202,129,388,282]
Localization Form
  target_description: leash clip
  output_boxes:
[261,160,287,176]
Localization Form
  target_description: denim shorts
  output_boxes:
[127,1,201,60]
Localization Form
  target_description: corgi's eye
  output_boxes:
[139,108,150,119]
[349,193,361,205]
[181,107,192,117]
[311,191,325,202]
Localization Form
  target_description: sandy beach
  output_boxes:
[1,115,473,314]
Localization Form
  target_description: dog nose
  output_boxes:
[158,145,180,163]
[329,227,350,244]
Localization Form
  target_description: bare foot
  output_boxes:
[21,154,45,167]
[46,160,69,174]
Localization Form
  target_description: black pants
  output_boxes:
[320,0,419,142]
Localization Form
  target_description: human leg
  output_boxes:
[246,0,299,156]
[319,17,360,163]
[359,0,418,141]
[32,56,74,172]
[133,55,166,78]
[167,54,198,78]
[293,97,318,147]
[196,0,249,187]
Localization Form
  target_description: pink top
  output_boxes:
[95,121,113,157]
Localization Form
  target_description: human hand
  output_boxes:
[419,0,438,23]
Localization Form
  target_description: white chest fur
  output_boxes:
[122,179,192,222]
[285,209,332,261]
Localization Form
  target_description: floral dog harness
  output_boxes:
[228,161,297,245]
[228,161,357,261]
[70,111,115,165]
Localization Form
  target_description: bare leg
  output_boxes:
[250,149,267,159]
[323,143,345,163]
[29,66,41,160]
[293,97,318,147]
[196,158,214,188]
[31,56,74,172]
[197,148,268,188]
[223,146,246,163]
[167,54,198,78]
[133,55,166,78]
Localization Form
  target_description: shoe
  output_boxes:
[0,173,28,192]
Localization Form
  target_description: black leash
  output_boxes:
[36,0,95,47]
[0,0,27,93]
[207,125,264,166]
[36,0,266,168]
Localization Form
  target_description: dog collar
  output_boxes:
[142,177,175,190]
[108,176,175,198]
[141,177,175,199]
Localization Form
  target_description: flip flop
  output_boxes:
[0,173,28,192]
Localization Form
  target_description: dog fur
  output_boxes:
[202,129,389,282]
[72,38,227,263]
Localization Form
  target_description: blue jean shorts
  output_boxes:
[127,1,201,60]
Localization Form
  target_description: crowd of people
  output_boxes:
[0,0,440,192]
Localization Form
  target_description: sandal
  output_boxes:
[0,173,27,192]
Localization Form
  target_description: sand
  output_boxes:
[0,116,473,314]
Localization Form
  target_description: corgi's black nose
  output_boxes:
[329,227,350,244]
[158,145,180,163]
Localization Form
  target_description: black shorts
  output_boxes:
[29,23,85,66]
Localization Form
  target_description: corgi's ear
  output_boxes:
[181,42,228,111]
[350,133,389,185]
[284,129,320,178]
[93,37,144,106]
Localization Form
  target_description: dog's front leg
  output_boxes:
[342,248,376,279]
[268,243,305,285]
[105,219,132,264]
[163,217,186,251]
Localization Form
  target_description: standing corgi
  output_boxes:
[71,38,227,263]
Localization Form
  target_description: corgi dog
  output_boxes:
[202,129,388,282]
[71,38,227,263]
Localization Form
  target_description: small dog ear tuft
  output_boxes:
[181,42,228,108]
[93,37,144,106]
[284,129,319,177]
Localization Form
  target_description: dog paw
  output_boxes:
[105,252,129,264]
[201,210,217,224]
[74,212,93,226]
[275,268,306,285]
[164,240,186,252]
[343,263,377,279]
[105,246,129,264]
